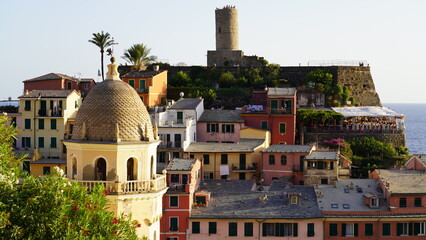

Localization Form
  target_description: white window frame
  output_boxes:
[169,217,179,232]
[370,197,379,208]
[170,196,179,208]
[419,222,426,235]
[401,222,409,236]
[290,196,299,204]
[345,223,354,237]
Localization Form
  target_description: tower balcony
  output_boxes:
[75,174,167,195]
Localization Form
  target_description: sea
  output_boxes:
[384,103,426,154]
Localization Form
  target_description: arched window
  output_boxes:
[127,158,136,181]
[95,158,107,181]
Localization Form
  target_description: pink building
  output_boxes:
[316,174,426,239]
[197,109,245,143]
[161,158,202,240]
[405,154,426,171]
[187,180,323,239]
[262,144,314,185]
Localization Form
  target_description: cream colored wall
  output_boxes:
[108,188,166,240]
[64,141,160,181]
[185,152,259,180]
[30,164,66,177]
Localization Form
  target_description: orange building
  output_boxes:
[121,68,167,108]
[241,88,296,145]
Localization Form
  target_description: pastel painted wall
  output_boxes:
[187,219,323,240]
[197,122,245,143]
[29,163,66,177]
[241,114,296,145]
[262,152,309,185]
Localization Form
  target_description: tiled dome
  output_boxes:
[72,63,153,142]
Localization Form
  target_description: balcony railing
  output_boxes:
[158,141,182,149]
[232,164,257,172]
[158,120,186,127]
[76,174,167,194]
[136,88,149,94]
[270,108,293,115]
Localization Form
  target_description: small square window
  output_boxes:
[331,204,338,209]
[343,204,350,209]
[344,188,350,193]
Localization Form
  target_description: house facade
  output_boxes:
[184,138,269,181]
[197,109,245,143]
[154,98,204,172]
[121,68,167,108]
[17,89,81,176]
[23,73,95,97]
[161,158,202,240]
[241,88,297,145]
[188,180,324,240]
[262,144,314,185]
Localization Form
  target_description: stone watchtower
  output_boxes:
[215,6,239,51]
[207,6,264,67]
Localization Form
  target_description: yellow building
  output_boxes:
[17,89,81,176]
[63,58,167,239]
[184,137,269,181]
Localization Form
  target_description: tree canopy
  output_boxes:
[89,31,116,81]
[122,43,157,70]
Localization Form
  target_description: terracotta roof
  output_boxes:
[122,70,165,78]
[24,73,78,82]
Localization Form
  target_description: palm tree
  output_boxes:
[122,43,157,70]
[88,31,116,81]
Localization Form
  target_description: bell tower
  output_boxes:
[63,57,167,239]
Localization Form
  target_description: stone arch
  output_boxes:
[126,157,138,181]
[95,157,107,181]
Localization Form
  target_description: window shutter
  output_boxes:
[409,223,413,236]
[397,223,403,236]
[342,223,346,236]
[231,124,234,133]
[414,223,420,235]
[354,223,358,236]
[262,223,267,236]
[222,124,225,133]
[207,124,211,132]
[293,223,298,237]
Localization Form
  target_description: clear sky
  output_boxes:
[1,0,425,103]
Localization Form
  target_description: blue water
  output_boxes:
[384,103,426,154]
